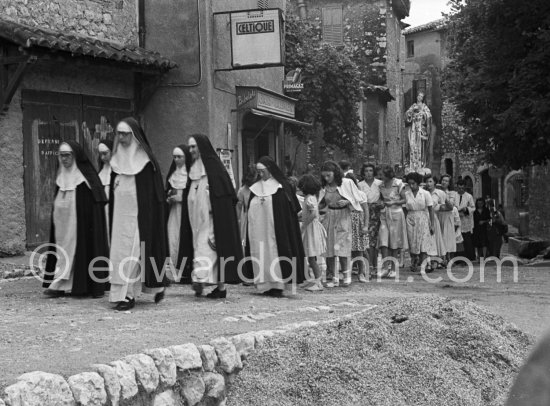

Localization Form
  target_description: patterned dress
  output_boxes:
[404,188,437,256]
[358,179,382,249]
[378,179,408,250]
[321,188,352,258]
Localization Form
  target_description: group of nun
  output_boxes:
[42,118,307,309]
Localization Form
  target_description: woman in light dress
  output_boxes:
[298,174,326,292]
[358,163,383,276]
[319,161,368,288]
[403,172,437,272]
[378,166,408,278]
[438,174,458,265]
[424,174,449,269]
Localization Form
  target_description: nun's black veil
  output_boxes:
[98,139,114,171]
[165,144,192,191]
[119,117,165,202]
[258,156,299,212]
[64,140,107,203]
[191,134,236,199]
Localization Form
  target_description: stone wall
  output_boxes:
[0,0,138,45]
[384,0,405,165]
[0,321,320,406]
[528,165,550,240]
[0,90,26,256]
[289,0,407,166]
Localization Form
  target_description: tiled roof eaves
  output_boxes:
[0,18,176,70]
[403,18,448,36]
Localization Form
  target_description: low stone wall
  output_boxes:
[0,320,323,406]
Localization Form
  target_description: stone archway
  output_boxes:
[461,170,478,197]
[503,170,526,226]
[440,153,456,179]
[504,170,524,207]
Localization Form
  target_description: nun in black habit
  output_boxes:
[165,144,193,283]
[98,139,113,241]
[108,117,168,311]
[185,134,243,299]
[43,140,109,298]
[244,156,306,297]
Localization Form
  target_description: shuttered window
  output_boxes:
[322,6,344,46]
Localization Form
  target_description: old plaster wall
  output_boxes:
[0,0,138,45]
[0,91,26,256]
[384,0,405,166]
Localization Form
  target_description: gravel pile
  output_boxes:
[227,297,533,406]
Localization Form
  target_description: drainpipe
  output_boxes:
[297,0,308,19]
[138,0,146,47]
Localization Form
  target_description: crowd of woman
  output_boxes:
[41,118,508,309]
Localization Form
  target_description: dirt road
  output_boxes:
[1,263,549,389]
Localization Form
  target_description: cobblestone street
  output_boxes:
[1,263,549,390]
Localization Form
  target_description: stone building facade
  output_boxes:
[0,0,138,45]
[0,0,171,255]
[287,0,410,170]
[404,18,529,228]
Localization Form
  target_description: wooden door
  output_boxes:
[22,90,133,248]
[82,95,133,170]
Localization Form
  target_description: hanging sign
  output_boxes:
[218,149,236,188]
[283,68,304,93]
[230,9,283,68]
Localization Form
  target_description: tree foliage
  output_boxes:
[284,11,362,155]
[444,0,550,169]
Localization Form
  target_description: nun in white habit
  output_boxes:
[97,139,113,240]
[165,144,191,282]
[43,141,109,298]
[108,118,168,311]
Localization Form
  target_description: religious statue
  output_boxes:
[405,92,432,172]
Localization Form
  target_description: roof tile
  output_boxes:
[0,17,176,70]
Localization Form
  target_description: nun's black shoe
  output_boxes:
[263,289,283,298]
[154,290,165,304]
[206,288,227,299]
[115,298,135,311]
[192,283,204,297]
[270,289,284,298]
[44,289,65,298]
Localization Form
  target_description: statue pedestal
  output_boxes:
[405,166,432,176]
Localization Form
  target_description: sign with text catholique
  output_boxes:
[231,9,283,68]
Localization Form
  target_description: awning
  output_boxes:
[250,108,312,127]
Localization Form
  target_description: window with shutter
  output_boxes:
[322,6,344,46]
[407,40,414,57]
